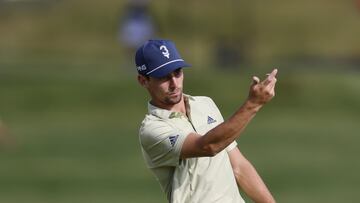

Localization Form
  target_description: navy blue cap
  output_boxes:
[135,39,191,78]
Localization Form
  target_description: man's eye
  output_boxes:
[158,77,167,81]
[174,69,182,77]
[162,75,172,81]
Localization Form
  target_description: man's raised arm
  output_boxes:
[181,69,278,158]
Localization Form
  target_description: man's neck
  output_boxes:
[170,97,186,114]
[150,95,186,114]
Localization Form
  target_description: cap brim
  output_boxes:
[148,61,191,78]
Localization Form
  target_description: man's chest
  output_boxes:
[167,105,222,135]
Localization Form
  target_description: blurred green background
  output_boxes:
[1,0,360,202]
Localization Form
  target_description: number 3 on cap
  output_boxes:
[160,45,170,58]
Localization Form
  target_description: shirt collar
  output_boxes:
[147,94,195,119]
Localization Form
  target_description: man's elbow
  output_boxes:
[196,136,225,157]
[201,143,221,157]
[232,167,242,182]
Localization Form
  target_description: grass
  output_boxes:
[1,0,360,201]
[1,59,360,202]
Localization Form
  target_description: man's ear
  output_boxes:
[137,74,149,88]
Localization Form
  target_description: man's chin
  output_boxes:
[165,94,182,105]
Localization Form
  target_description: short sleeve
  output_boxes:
[204,97,237,152]
[139,120,191,167]
[226,140,238,152]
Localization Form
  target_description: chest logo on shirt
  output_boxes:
[207,116,217,124]
[169,135,179,147]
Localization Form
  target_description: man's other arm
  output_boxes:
[228,147,276,203]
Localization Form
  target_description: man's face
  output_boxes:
[139,68,184,108]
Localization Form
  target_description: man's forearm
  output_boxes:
[200,100,262,154]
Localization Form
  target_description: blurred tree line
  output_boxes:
[1,0,360,69]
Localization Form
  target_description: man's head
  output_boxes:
[135,39,190,108]
[135,39,190,78]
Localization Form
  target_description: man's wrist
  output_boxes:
[244,100,263,113]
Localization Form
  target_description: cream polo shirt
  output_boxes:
[139,94,245,203]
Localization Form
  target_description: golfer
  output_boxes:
[136,39,277,203]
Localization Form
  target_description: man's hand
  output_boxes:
[248,69,278,106]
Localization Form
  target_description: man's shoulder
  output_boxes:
[187,95,214,104]
[139,114,165,130]
[138,114,178,149]
[139,114,171,137]
[188,95,223,119]
[187,95,218,110]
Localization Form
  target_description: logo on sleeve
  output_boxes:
[207,116,217,124]
[169,135,179,147]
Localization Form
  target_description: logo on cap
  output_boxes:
[137,64,147,71]
[160,45,170,58]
